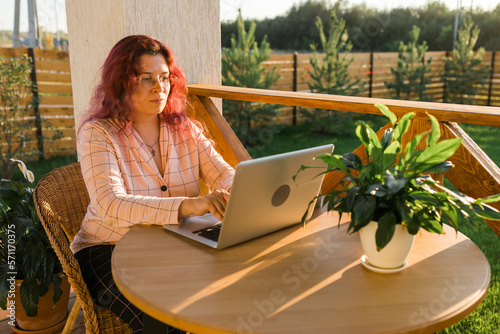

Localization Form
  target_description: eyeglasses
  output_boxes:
[137,75,175,88]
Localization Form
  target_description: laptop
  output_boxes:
[163,144,334,249]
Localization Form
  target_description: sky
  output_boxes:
[221,0,499,21]
[1,0,66,32]
[1,0,498,33]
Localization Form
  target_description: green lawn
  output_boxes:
[441,123,500,334]
[20,118,500,334]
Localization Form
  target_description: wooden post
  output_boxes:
[487,51,496,106]
[369,51,374,98]
[293,52,298,125]
[442,121,500,236]
[65,0,222,130]
[443,51,450,103]
[28,48,44,160]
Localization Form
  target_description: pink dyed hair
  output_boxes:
[79,35,194,132]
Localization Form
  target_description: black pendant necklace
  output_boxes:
[143,137,159,156]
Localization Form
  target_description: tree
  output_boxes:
[221,10,280,146]
[302,9,362,134]
[386,25,433,101]
[0,56,37,179]
[221,2,500,52]
[417,2,455,51]
[308,9,361,96]
[442,17,491,104]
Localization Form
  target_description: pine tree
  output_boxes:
[442,17,490,104]
[221,11,280,146]
[302,9,362,134]
[308,9,361,96]
[386,25,433,101]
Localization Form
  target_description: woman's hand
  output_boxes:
[178,189,230,222]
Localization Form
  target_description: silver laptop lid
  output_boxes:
[216,144,334,249]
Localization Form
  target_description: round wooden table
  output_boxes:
[112,209,490,334]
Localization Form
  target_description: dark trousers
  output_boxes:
[75,245,184,334]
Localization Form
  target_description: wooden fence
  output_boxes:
[0,47,75,161]
[264,51,500,125]
[1,47,499,160]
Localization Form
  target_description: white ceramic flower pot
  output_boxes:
[359,221,415,269]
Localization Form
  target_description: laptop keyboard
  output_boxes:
[193,223,222,242]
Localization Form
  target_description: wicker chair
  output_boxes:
[33,162,131,334]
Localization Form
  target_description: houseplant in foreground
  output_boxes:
[0,159,70,331]
[296,103,500,271]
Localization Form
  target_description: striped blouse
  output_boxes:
[71,118,234,253]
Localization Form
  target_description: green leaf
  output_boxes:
[37,252,52,297]
[406,220,421,235]
[52,274,63,307]
[368,126,383,161]
[351,196,377,230]
[357,122,381,156]
[359,164,375,182]
[441,206,459,231]
[341,153,363,171]
[300,196,321,227]
[410,191,443,206]
[293,164,326,183]
[356,122,371,155]
[404,132,428,163]
[420,217,444,234]
[380,128,394,150]
[393,112,414,143]
[382,141,400,170]
[420,161,455,174]
[0,188,23,211]
[413,138,463,168]
[376,103,397,126]
[328,195,346,212]
[22,240,44,279]
[316,153,349,173]
[426,113,440,147]
[472,203,500,221]
[20,277,39,317]
[475,193,500,205]
[385,174,408,195]
[345,186,360,212]
[375,212,397,250]
[0,293,6,311]
[0,265,9,310]
[366,184,387,197]
[383,141,400,156]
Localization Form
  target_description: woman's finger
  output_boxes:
[211,196,226,215]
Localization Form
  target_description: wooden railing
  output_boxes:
[187,84,500,237]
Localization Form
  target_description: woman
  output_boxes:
[72,35,234,333]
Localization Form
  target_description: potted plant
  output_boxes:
[0,159,70,331]
[296,103,500,272]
